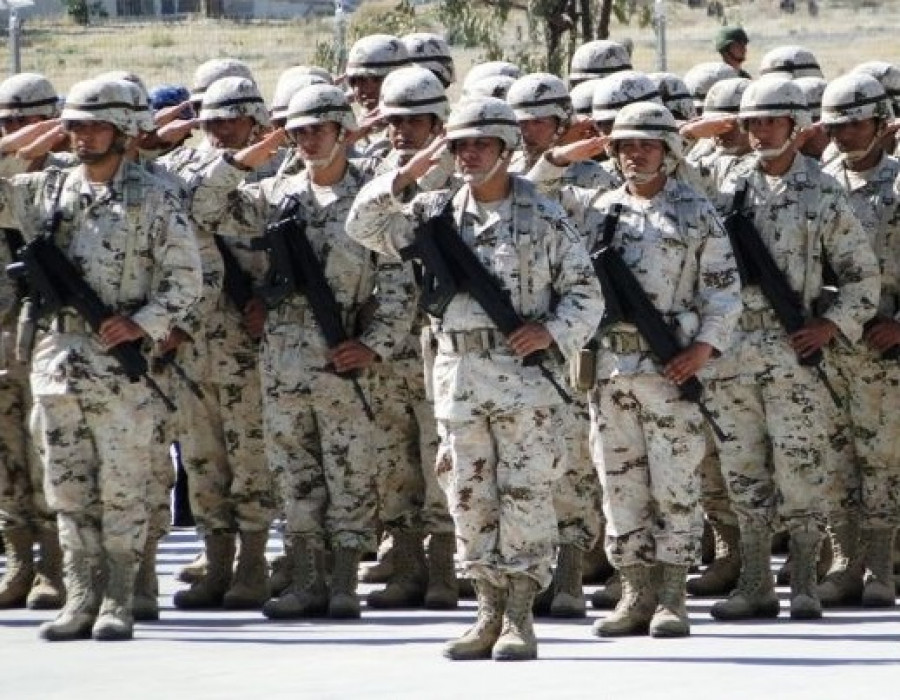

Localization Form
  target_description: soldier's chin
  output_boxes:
[623,168,657,185]
[76,149,107,164]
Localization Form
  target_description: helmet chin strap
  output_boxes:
[755,124,798,161]
[305,128,345,170]
[624,165,664,185]
[462,148,509,185]
[842,123,885,166]
[77,131,129,164]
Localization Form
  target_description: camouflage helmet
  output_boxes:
[61,78,137,136]
[702,77,751,118]
[379,66,449,122]
[608,101,684,163]
[591,71,662,123]
[345,34,408,79]
[271,68,330,122]
[684,62,738,110]
[570,79,602,117]
[0,72,59,119]
[648,72,697,121]
[284,84,356,132]
[461,75,517,101]
[852,61,900,114]
[759,46,823,79]
[462,61,521,92]
[506,72,573,124]
[821,72,893,126]
[739,76,812,130]
[190,58,255,103]
[119,80,155,134]
[794,76,827,122]
[568,40,632,85]
[98,70,149,96]
[199,76,270,127]
[445,96,520,152]
[715,26,750,53]
[402,32,455,86]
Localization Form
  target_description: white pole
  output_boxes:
[9,8,22,74]
[654,0,667,72]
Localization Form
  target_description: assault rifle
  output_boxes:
[590,204,727,442]
[214,234,256,313]
[723,184,842,407]
[253,200,374,421]
[6,235,177,412]
[400,201,571,404]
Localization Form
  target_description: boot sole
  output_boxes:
[39,622,94,642]
[592,623,650,638]
[26,596,66,611]
[492,651,538,661]
[93,628,134,641]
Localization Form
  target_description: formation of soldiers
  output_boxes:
[0,24,898,663]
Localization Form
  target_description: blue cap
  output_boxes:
[149,84,193,118]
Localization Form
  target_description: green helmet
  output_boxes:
[715,26,749,53]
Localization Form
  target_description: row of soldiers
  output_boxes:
[0,30,897,663]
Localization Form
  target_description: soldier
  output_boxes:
[462,75,517,101]
[0,77,201,641]
[164,76,277,612]
[648,72,698,122]
[758,46,824,79]
[0,72,66,612]
[715,26,751,79]
[684,62,739,117]
[461,61,521,95]
[817,73,900,608]
[707,77,880,622]
[567,40,633,88]
[347,96,604,661]
[796,76,829,159]
[270,67,330,128]
[361,65,459,611]
[190,84,409,621]
[401,33,455,88]
[537,102,742,638]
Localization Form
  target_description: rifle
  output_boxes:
[1,228,27,302]
[213,234,256,312]
[6,235,177,412]
[400,201,571,404]
[590,204,727,442]
[723,183,842,407]
[253,200,375,421]
[151,347,205,400]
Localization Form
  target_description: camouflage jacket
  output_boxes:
[346,173,605,420]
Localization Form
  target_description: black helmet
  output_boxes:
[715,26,750,53]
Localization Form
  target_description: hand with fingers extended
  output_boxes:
[229,128,288,170]
[557,118,600,146]
[864,317,900,354]
[789,317,838,358]
[679,115,737,141]
[154,101,195,128]
[545,135,609,168]
[156,117,198,145]
[392,136,448,195]
[16,123,67,162]
[0,119,62,156]
[664,342,714,386]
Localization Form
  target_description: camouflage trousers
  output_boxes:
[435,408,559,590]
[822,348,900,528]
[591,374,705,568]
[146,367,178,541]
[0,363,51,530]
[30,381,153,559]
[263,368,378,552]
[706,369,829,532]
[371,357,453,536]
[698,425,738,528]
[553,393,602,551]
[178,360,275,535]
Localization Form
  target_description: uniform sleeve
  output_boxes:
[131,190,203,343]
[819,187,881,343]
[358,253,418,360]
[345,171,419,259]
[189,155,271,237]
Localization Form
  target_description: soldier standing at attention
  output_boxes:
[347,96,604,661]
[0,78,201,641]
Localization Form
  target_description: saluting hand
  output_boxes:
[545,135,609,168]
[392,136,448,195]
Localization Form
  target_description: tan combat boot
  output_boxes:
[328,547,362,619]
[590,570,621,610]
[443,579,506,660]
[550,544,586,618]
[424,533,459,610]
[0,526,34,608]
[711,527,780,620]
[650,564,690,637]
[367,530,427,609]
[789,527,824,620]
[592,565,657,637]
[861,528,896,608]
[223,530,270,610]
[267,553,291,597]
[262,536,328,619]
[27,526,65,610]
[817,519,864,607]
[359,535,394,584]
[132,536,160,621]
[173,532,235,609]
[493,574,539,661]
[93,551,138,641]
[39,548,100,642]
[176,550,208,584]
[687,522,741,597]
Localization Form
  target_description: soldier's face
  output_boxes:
[519,116,560,154]
[451,136,505,183]
[715,122,750,154]
[349,75,384,111]
[616,138,665,177]
[203,116,256,150]
[827,118,879,154]
[386,113,437,152]
[65,120,118,163]
[289,121,341,161]
[746,115,793,151]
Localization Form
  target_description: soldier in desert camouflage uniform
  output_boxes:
[0,72,66,612]
[816,73,900,609]
[191,83,409,621]
[706,77,880,623]
[0,78,201,641]
[347,96,604,661]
